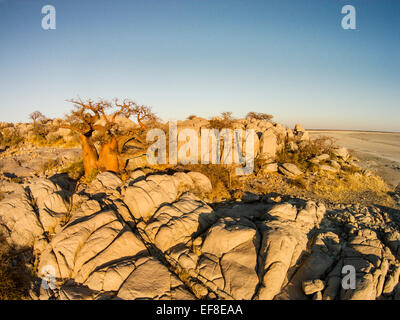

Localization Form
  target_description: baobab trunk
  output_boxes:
[79,134,98,176]
[65,97,155,176]
[98,137,119,173]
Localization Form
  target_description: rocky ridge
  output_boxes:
[1,116,399,300]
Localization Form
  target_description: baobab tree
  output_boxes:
[62,97,155,177]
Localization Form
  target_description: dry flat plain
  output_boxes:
[309,130,400,188]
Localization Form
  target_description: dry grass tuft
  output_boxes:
[61,160,85,180]
[0,129,24,148]
[182,164,244,202]
[81,168,100,184]
[310,171,393,205]
[277,136,337,170]
[288,177,309,190]
[41,158,62,174]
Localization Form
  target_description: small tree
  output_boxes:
[62,97,155,177]
[246,112,273,121]
[29,111,45,127]
[209,112,235,130]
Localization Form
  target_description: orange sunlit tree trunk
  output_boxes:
[62,97,155,177]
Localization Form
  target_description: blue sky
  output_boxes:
[0,0,399,131]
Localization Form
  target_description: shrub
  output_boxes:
[0,129,24,147]
[299,136,337,159]
[41,159,61,174]
[82,168,100,184]
[61,160,85,180]
[276,136,337,170]
[30,123,50,146]
[311,171,392,205]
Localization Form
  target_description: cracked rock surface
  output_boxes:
[2,171,400,300]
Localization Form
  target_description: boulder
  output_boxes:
[198,217,260,299]
[276,232,338,300]
[287,141,298,152]
[294,124,309,141]
[124,174,179,222]
[267,203,297,221]
[309,154,331,165]
[116,257,194,300]
[0,158,35,178]
[0,188,44,247]
[295,201,325,229]
[125,154,148,171]
[329,160,341,170]
[28,179,69,233]
[319,165,338,173]
[37,208,148,295]
[129,169,145,182]
[259,129,277,162]
[333,147,349,160]
[187,172,213,194]
[0,177,75,248]
[278,163,303,177]
[273,123,286,138]
[297,131,310,141]
[91,172,123,190]
[286,129,295,142]
[261,163,278,174]
[302,279,325,295]
[383,265,400,295]
[143,193,215,253]
[340,229,387,300]
[294,124,306,132]
[256,221,308,300]
[123,172,212,222]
